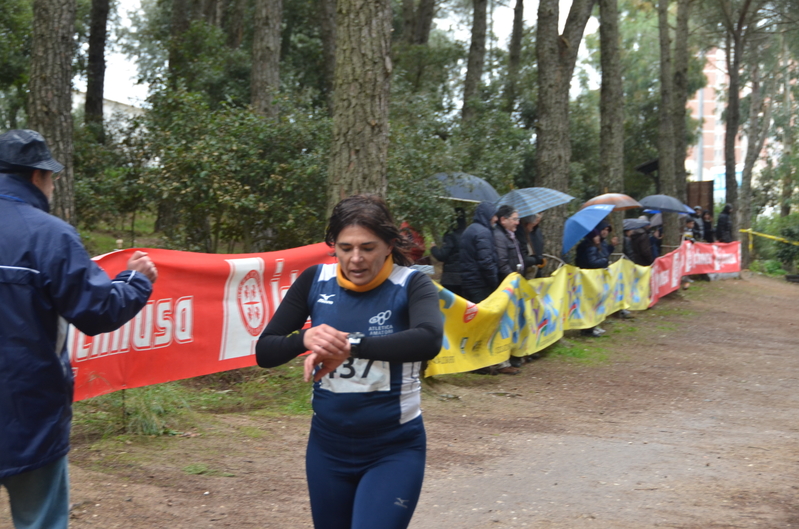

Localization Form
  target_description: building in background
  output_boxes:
[685,48,748,204]
[72,90,144,120]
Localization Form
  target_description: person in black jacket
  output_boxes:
[430,208,466,297]
[716,204,733,243]
[459,201,499,303]
[493,205,524,281]
[701,210,715,243]
[516,213,545,278]
[574,229,609,337]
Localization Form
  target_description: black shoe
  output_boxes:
[509,357,523,368]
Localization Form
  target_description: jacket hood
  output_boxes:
[0,173,50,213]
[472,201,496,228]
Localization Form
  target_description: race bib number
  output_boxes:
[319,358,391,393]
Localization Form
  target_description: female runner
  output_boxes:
[255,194,444,529]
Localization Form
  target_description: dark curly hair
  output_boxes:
[325,194,413,267]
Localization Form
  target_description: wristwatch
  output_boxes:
[347,332,365,359]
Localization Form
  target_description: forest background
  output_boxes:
[2,0,799,272]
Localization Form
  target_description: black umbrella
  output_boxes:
[623,218,650,231]
[639,194,694,214]
[433,172,500,203]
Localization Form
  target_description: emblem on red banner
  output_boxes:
[237,270,267,336]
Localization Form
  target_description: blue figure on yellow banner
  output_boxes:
[614,269,625,303]
[534,291,560,345]
[568,282,583,321]
[437,287,456,350]
[489,278,521,352]
[631,274,643,304]
[593,280,611,316]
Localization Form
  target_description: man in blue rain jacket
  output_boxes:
[0,130,158,529]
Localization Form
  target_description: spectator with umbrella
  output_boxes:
[493,205,525,281]
[430,208,466,297]
[623,217,654,266]
[575,228,610,337]
[459,202,499,304]
[516,213,545,278]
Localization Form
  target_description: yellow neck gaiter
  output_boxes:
[337,255,394,292]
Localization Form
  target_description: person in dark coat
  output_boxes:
[692,206,704,241]
[516,213,545,278]
[0,130,158,529]
[430,208,466,297]
[716,204,734,243]
[702,210,715,243]
[630,227,654,266]
[459,201,499,303]
[598,221,618,257]
[493,205,524,281]
[576,228,610,269]
[575,229,609,337]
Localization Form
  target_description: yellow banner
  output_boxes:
[426,259,651,376]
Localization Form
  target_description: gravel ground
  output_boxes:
[2,272,798,528]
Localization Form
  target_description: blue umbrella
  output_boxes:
[639,194,694,214]
[495,187,575,217]
[562,204,616,255]
[433,172,500,203]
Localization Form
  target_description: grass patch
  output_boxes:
[73,362,312,441]
[542,340,610,364]
[750,259,788,277]
[610,322,638,334]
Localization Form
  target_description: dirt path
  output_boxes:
[2,273,798,528]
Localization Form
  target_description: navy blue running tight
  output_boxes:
[305,417,426,529]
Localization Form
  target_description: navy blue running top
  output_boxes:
[256,263,443,434]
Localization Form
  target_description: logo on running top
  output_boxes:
[369,310,392,325]
[317,294,335,305]
[368,310,393,335]
[394,498,409,509]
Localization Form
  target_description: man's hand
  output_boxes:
[127,251,158,283]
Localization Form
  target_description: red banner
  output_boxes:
[69,244,335,401]
[70,241,739,401]
[649,241,740,306]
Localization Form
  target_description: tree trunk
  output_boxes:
[85,0,109,143]
[739,60,771,268]
[28,0,76,224]
[502,0,524,114]
[226,0,247,47]
[723,32,740,224]
[462,0,487,123]
[318,0,337,114]
[168,0,192,85]
[671,0,691,204]
[402,0,415,44]
[251,0,282,118]
[598,0,623,235]
[780,35,793,217]
[536,0,596,259]
[326,0,393,212]
[413,0,435,45]
[657,0,679,250]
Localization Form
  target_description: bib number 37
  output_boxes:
[319,358,391,393]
